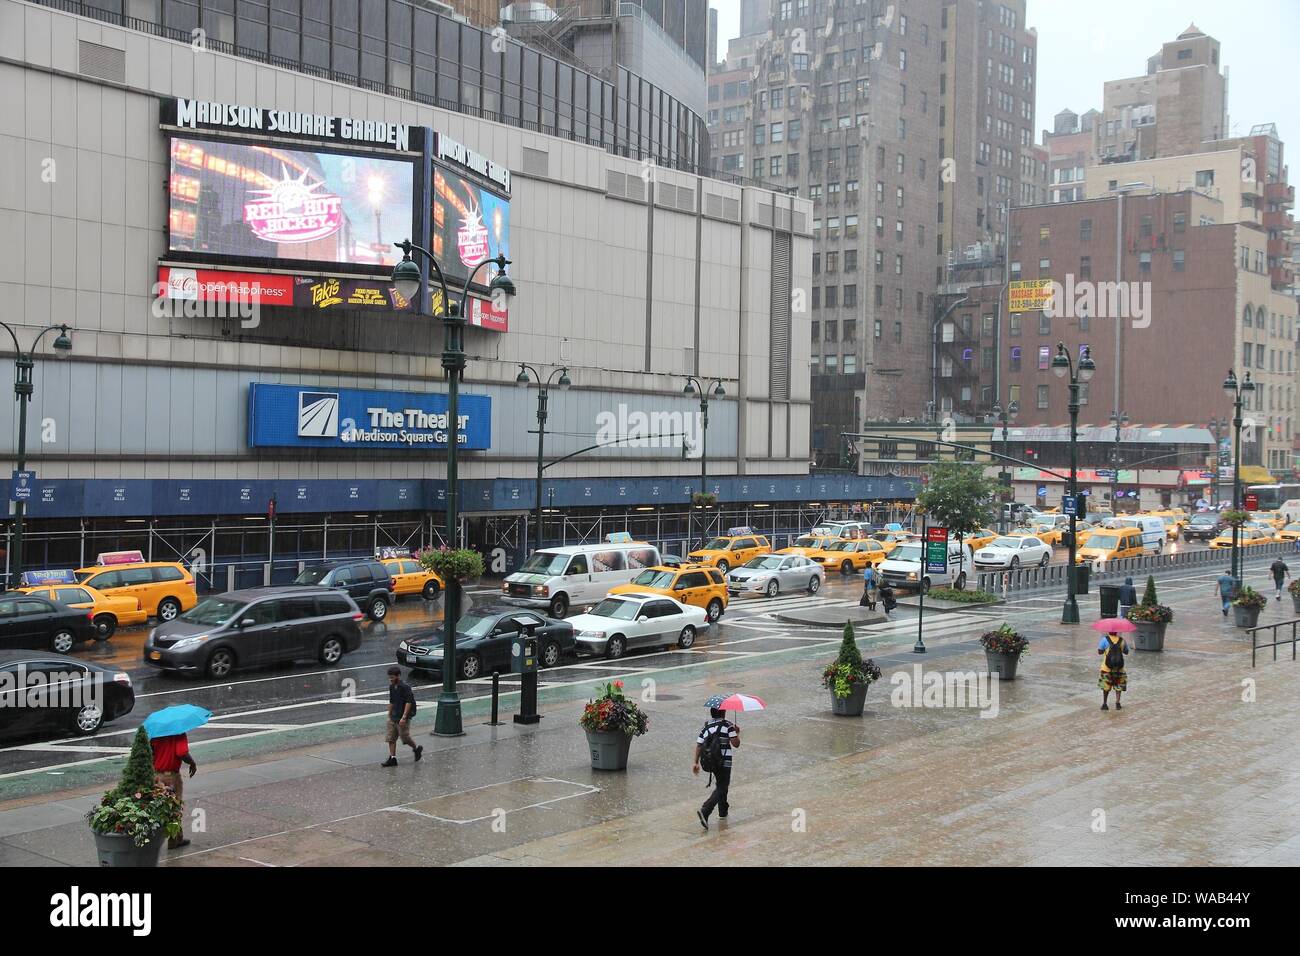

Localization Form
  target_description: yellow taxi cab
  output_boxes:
[1278,522,1300,542]
[964,528,1000,551]
[1075,526,1145,567]
[15,573,148,639]
[1025,521,1065,547]
[609,565,729,622]
[73,551,197,622]
[1210,527,1276,549]
[777,534,842,557]
[687,528,772,574]
[868,531,915,554]
[380,556,444,600]
[1250,510,1286,529]
[808,538,890,575]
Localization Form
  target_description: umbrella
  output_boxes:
[1091,618,1137,633]
[704,693,767,729]
[143,704,213,739]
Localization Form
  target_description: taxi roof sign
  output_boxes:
[96,550,146,566]
[726,526,757,536]
[605,532,634,543]
[19,569,77,586]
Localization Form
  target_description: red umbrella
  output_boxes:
[1091,618,1137,632]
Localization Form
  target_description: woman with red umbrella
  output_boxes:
[1092,618,1134,711]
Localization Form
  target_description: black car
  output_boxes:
[144,587,365,679]
[0,592,98,654]
[0,651,135,739]
[1184,514,1225,541]
[294,559,395,621]
[397,606,575,679]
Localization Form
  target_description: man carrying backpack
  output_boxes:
[693,704,740,830]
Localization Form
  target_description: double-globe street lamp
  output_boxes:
[1222,370,1256,590]
[1109,410,1129,512]
[2,322,72,585]
[515,363,571,550]
[1050,341,1096,625]
[392,240,516,738]
[991,399,1018,533]
[683,376,725,551]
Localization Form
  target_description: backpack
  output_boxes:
[698,720,729,775]
[1104,638,1125,671]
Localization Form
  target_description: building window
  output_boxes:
[811,321,820,342]
[1173,250,1185,272]
[1195,169,1215,187]
[1038,346,1050,370]
[1079,256,1091,280]
[1039,313,1051,335]
[1139,251,1152,273]
[843,354,857,374]
[1037,385,1049,409]
[1010,314,1021,336]
[1079,219,1092,241]
[1039,225,1050,243]
[1173,212,1186,233]
[874,319,882,338]
[1010,346,1022,372]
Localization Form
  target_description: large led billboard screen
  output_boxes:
[168,137,416,269]
[431,166,510,289]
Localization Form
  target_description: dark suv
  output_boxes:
[294,560,395,621]
[0,593,98,654]
[144,587,365,679]
[1184,514,1225,541]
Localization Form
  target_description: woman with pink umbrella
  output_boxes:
[1092,618,1134,711]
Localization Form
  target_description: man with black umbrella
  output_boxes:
[693,697,740,830]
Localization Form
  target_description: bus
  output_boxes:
[1245,483,1300,512]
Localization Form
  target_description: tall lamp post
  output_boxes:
[1051,341,1096,624]
[992,400,1018,533]
[2,322,73,585]
[1223,370,1256,589]
[1108,410,1128,513]
[1208,416,1228,508]
[392,240,516,738]
[683,376,725,551]
[515,363,571,550]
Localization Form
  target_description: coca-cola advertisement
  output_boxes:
[167,137,415,268]
[430,165,511,289]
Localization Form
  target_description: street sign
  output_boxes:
[1062,494,1087,518]
[1036,485,1048,497]
[1097,469,1116,478]
[10,470,34,502]
[1245,493,1259,510]
[925,526,949,574]
[1199,471,1216,479]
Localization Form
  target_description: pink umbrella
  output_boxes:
[717,693,767,713]
[1091,618,1137,632]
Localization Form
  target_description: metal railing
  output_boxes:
[1248,619,1300,666]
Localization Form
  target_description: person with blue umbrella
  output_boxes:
[143,705,211,849]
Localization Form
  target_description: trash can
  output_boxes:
[1073,563,1091,595]
[1099,583,1120,618]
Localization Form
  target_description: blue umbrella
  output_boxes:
[143,704,213,739]
[705,695,726,709]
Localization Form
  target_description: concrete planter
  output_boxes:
[585,730,633,771]
[829,682,869,716]
[1291,592,1300,615]
[1233,605,1263,629]
[1133,620,1167,652]
[92,828,165,867]
[985,650,1022,680]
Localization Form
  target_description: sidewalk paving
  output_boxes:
[2,573,1298,866]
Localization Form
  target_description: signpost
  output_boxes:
[1245,492,1259,511]
[916,524,948,655]
[9,470,34,503]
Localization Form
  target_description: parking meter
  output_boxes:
[513,631,541,725]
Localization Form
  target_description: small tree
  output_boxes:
[112,727,159,801]
[821,622,882,698]
[914,461,999,543]
[1141,575,1158,607]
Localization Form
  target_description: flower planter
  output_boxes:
[1291,593,1300,615]
[1132,620,1167,652]
[829,682,869,716]
[92,828,165,867]
[985,650,1021,680]
[1233,605,1262,629]
[586,730,633,771]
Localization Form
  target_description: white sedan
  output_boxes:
[568,592,708,660]
[974,534,1053,570]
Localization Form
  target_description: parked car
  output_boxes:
[0,593,98,654]
[380,556,444,600]
[974,534,1053,571]
[568,592,708,659]
[0,651,134,739]
[397,606,575,677]
[144,587,364,679]
[1183,513,1225,541]
[15,582,147,639]
[294,559,395,621]
[608,565,729,623]
[502,538,662,618]
[73,561,197,623]
[687,528,772,574]
[726,553,825,598]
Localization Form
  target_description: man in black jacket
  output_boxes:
[381,667,423,767]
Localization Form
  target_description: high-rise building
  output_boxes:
[1043,108,1098,204]
[740,0,772,38]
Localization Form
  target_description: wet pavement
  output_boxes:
[1,553,1297,866]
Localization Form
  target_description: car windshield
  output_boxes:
[1287,524,1300,532]
[294,567,330,585]
[1191,516,1218,525]
[746,556,785,570]
[702,538,731,551]
[518,551,569,575]
[990,538,1024,549]
[1087,534,1121,550]
[180,597,245,626]
[587,598,640,621]
[792,536,822,548]
[631,569,675,588]
[456,614,497,638]
[890,544,923,562]
[826,541,853,552]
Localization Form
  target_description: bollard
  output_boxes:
[486,671,504,726]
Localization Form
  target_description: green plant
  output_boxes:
[1141,575,1158,606]
[821,622,883,699]
[692,491,718,507]
[928,587,998,604]
[1221,509,1250,528]
[979,623,1029,657]
[914,461,999,540]
[86,728,183,847]
[579,680,649,737]
[1233,586,1268,610]
[417,546,484,582]
[1288,578,1300,596]
[1128,602,1174,624]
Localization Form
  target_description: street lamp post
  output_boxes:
[1208,417,1228,508]
[1109,410,1128,513]
[992,400,1018,533]
[1223,370,1256,589]
[683,376,725,551]
[2,323,73,585]
[1051,341,1096,624]
[392,240,516,738]
[515,364,571,550]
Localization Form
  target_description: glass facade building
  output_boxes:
[49,0,708,173]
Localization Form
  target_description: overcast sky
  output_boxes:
[712,0,1300,150]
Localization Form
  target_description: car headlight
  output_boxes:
[398,641,409,651]
[533,585,548,595]
[579,630,607,640]
[907,572,917,581]
[170,635,210,650]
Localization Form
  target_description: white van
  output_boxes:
[502,537,661,618]
[879,540,976,593]
[810,520,872,539]
[1114,516,1165,554]
[1278,499,1300,524]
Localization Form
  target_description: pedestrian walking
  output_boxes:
[1117,576,1138,619]
[693,706,739,830]
[860,564,878,610]
[1215,571,1237,617]
[381,666,423,767]
[1098,630,1129,711]
[150,732,197,849]
[1270,557,1290,601]
[879,580,898,618]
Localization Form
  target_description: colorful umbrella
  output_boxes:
[1091,618,1137,633]
[142,704,213,739]
[705,693,767,712]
